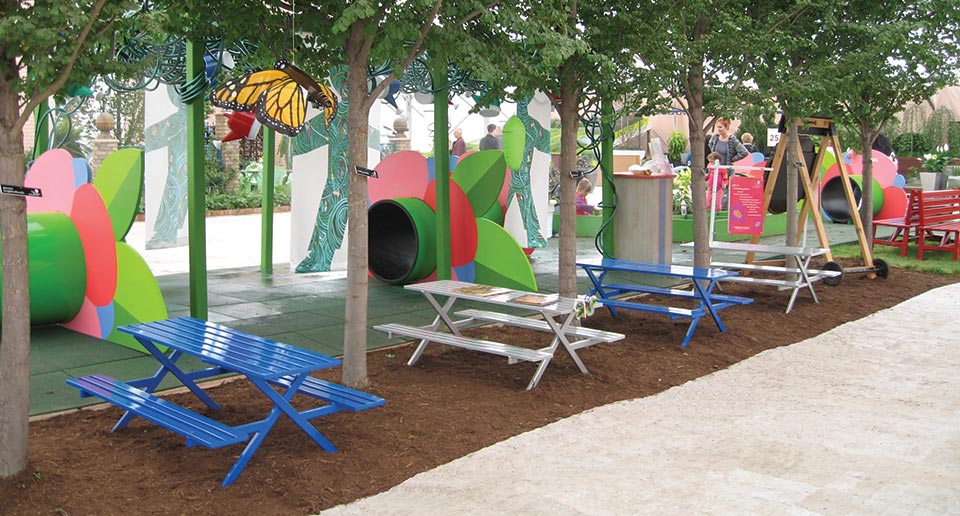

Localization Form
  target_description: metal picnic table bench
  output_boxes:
[577,258,753,348]
[67,317,385,487]
[374,280,624,390]
[693,241,843,313]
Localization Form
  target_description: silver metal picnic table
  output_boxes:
[374,280,624,390]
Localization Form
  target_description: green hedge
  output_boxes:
[205,184,291,211]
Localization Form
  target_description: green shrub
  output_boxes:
[892,132,930,156]
[204,184,291,212]
[667,131,687,164]
[672,167,692,214]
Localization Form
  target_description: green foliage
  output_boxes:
[204,142,236,196]
[892,133,931,156]
[949,123,960,157]
[737,102,779,155]
[924,107,955,151]
[550,120,587,154]
[52,117,90,159]
[672,166,692,214]
[667,131,688,163]
[205,183,291,211]
[922,153,951,174]
[824,0,960,166]
[1,0,141,121]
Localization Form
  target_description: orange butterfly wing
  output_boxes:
[256,78,307,136]
[210,69,288,112]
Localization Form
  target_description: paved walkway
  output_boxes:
[125,212,293,276]
[317,283,960,515]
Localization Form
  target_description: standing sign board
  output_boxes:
[727,176,765,235]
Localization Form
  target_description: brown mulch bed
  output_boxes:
[1,263,955,516]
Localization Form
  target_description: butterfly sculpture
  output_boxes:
[211,60,337,137]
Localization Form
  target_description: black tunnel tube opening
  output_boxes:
[821,176,862,223]
[368,200,418,284]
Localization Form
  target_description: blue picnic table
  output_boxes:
[577,258,754,348]
[67,317,385,487]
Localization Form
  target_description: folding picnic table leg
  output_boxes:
[583,267,619,317]
[691,279,726,332]
[541,313,588,374]
[785,256,818,314]
[680,316,702,348]
[114,341,222,431]
[408,294,459,366]
[526,356,555,390]
[223,375,338,487]
[249,376,338,451]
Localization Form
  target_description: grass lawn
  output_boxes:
[832,241,960,276]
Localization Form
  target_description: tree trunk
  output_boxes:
[784,118,799,272]
[0,77,31,479]
[341,23,372,389]
[685,36,709,270]
[860,127,877,249]
[557,60,580,299]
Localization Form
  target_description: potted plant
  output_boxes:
[920,149,951,191]
[667,131,687,166]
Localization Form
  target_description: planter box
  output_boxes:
[897,156,923,177]
[552,211,788,241]
[552,213,605,237]
[672,211,788,243]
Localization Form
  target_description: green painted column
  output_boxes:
[600,99,615,257]
[185,40,208,318]
[261,128,275,274]
[431,53,451,280]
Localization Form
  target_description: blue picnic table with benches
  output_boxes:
[67,317,385,487]
[577,258,753,348]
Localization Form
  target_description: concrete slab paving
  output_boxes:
[317,282,960,516]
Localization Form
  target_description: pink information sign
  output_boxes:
[728,176,765,235]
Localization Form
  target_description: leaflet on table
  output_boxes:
[454,285,514,297]
[510,293,559,306]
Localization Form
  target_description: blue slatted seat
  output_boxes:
[268,376,386,412]
[67,374,247,449]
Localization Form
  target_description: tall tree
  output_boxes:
[274,1,505,387]
[465,1,633,298]
[748,0,836,262]
[630,1,750,268]
[0,0,137,479]
[824,0,960,247]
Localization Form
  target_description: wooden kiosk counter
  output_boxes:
[612,171,675,265]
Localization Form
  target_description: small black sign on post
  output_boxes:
[1,184,42,197]
[354,166,378,178]
[569,170,590,179]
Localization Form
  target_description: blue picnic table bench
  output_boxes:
[67,317,385,487]
[577,258,753,348]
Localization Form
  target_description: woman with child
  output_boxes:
[705,117,750,211]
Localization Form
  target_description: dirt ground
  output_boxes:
[1,262,955,516]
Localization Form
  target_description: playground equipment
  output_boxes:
[7,149,168,352]
[746,117,888,282]
[366,149,538,291]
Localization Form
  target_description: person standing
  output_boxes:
[479,124,500,150]
[450,128,466,157]
[741,132,758,154]
[707,117,749,166]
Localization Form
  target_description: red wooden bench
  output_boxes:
[872,188,922,256]
[917,188,960,261]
